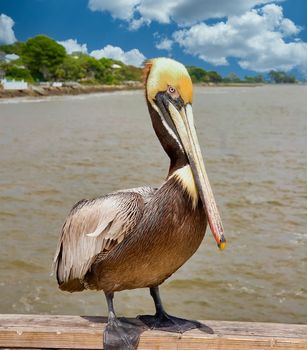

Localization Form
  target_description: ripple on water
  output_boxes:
[0,211,16,218]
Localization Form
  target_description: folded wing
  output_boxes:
[53,187,156,291]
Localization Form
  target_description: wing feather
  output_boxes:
[53,187,156,290]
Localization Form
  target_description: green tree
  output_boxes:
[3,64,33,82]
[187,66,208,83]
[21,35,66,81]
[206,70,222,83]
[0,41,25,56]
[96,57,118,84]
[244,74,265,83]
[223,72,241,83]
[75,55,101,83]
[117,63,142,82]
[55,54,134,84]
[55,55,86,81]
[269,70,296,84]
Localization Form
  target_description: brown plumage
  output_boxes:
[54,176,206,293]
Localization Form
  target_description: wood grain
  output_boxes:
[0,314,306,349]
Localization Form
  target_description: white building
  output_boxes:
[1,79,28,90]
[52,82,63,87]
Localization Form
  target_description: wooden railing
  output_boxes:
[0,314,306,349]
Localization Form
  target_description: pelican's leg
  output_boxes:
[138,286,201,333]
[103,293,143,350]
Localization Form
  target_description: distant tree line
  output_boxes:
[188,66,298,84]
[187,66,223,83]
[0,35,142,85]
[0,35,299,85]
[268,70,296,84]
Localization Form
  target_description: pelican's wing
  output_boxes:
[114,186,157,204]
[53,187,157,290]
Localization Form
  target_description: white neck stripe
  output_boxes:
[151,102,184,152]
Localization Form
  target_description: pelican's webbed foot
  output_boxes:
[104,293,146,350]
[104,312,144,350]
[137,286,202,333]
[138,311,201,333]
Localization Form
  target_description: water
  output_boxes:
[0,86,306,323]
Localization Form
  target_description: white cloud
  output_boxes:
[280,18,300,36]
[56,39,145,67]
[87,1,307,76]
[143,0,278,26]
[88,0,139,20]
[137,0,179,24]
[173,4,307,74]
[129,17,150,31]
[0,14,16,44]
[90,44,145,66]
[156,38,173,51]
[57,39,88,54]
[88,0,278,27]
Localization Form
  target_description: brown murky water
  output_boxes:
[0,85,306,323]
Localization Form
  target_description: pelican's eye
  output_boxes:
[168,86,176,93]
[168,85,176,94]
[167,85,179,99]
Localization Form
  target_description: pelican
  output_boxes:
[53,57,226,350]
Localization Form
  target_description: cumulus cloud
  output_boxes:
[90,44,145,66]
[155,38,173,51]
[279,18,300,36]
[57,39,144,67]
[173,4,307,74]
[129,17,150,31]
[58,39,88,54]
[137,0,179,24]
[183,0,279,25]
[87,1,307,76]
[0,14,16,44]
[88,0,277,26]
[88,0,139,20]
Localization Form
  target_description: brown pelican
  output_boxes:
[53,57,226,350]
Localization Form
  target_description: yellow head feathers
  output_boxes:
[145,58,193,105]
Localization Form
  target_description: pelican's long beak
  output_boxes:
[165,100,226,250]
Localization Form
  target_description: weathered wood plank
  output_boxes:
[0,314,306,349]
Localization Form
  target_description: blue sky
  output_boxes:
[0,0,306,79]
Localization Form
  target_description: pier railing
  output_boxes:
[0,314,306,349]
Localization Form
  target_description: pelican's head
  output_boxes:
[145,57,226,250]
[146,57,193,106]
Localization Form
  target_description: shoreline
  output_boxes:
[0,82,261,99]
[0,83,144,99]
[1,82,303,99]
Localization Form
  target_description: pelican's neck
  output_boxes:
[147,101,199,207]
[147,101,188,176]
[169,165,199,209]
